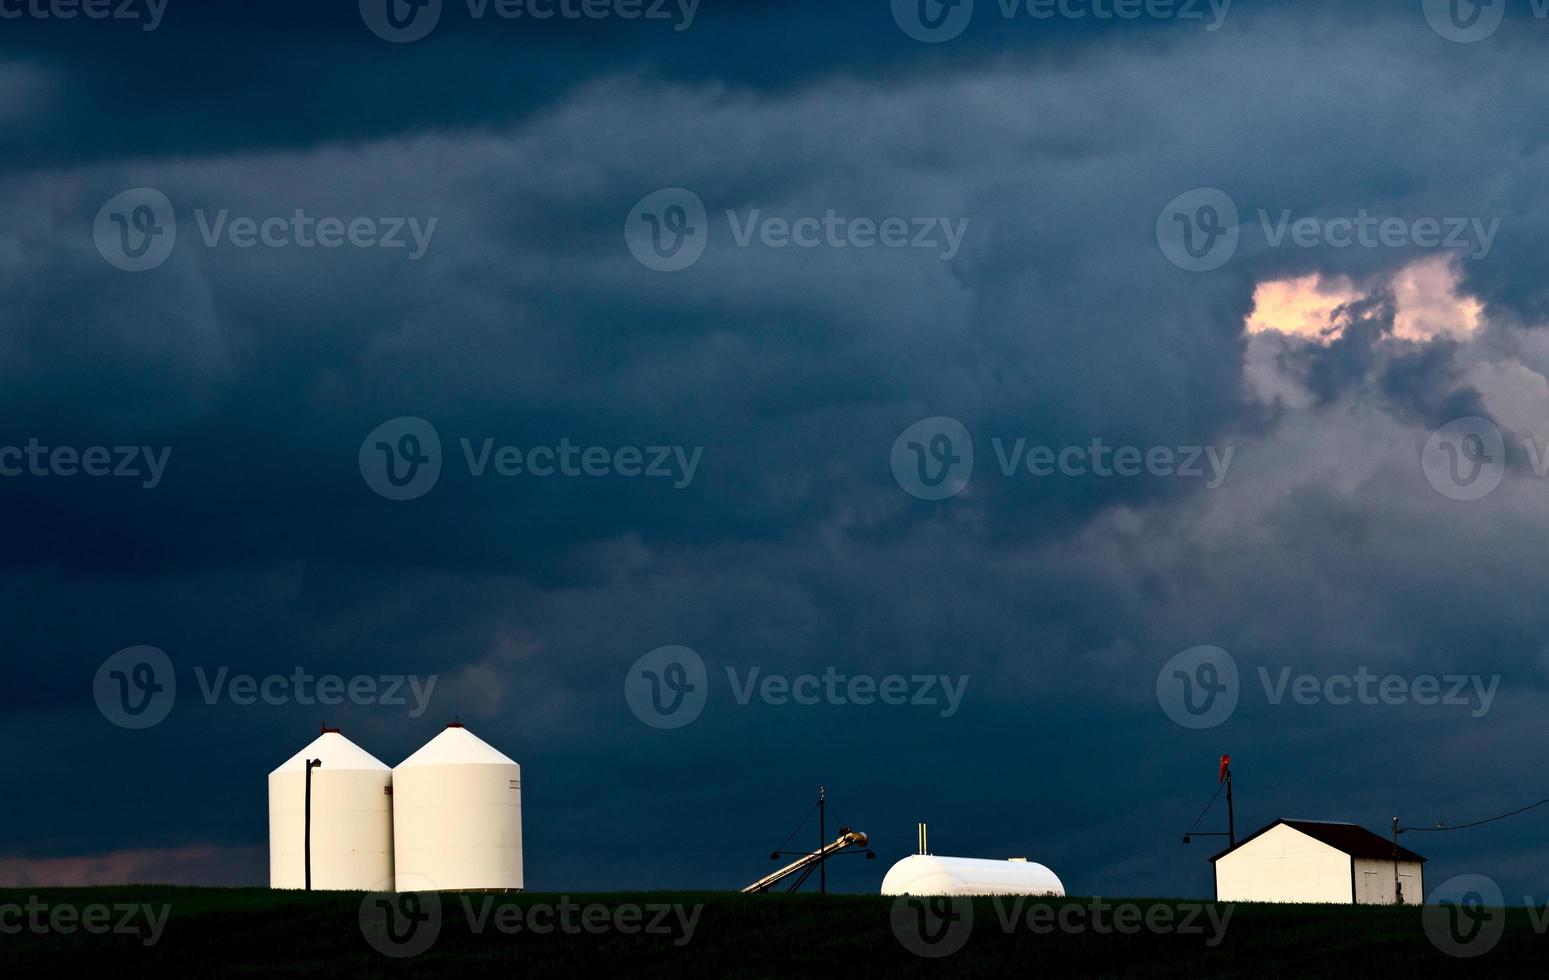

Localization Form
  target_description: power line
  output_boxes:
[1401,796,1549,834]
[825,800,853,830]
[772,800,818,852]
[1184,779,1225,836]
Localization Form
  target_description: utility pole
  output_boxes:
[1391,816,1402,905]
[305,758,322,891]
[1226,767,1235,847]
[818,787,826,895]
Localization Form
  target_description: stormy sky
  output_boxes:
[5,0,1549,903]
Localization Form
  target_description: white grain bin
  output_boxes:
[268,727,394,890]
[881,855,1065,896]
[393,722,524,892]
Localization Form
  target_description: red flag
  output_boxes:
[1218,754,1231,783]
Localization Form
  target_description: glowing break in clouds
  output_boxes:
[1246,255,1482,343]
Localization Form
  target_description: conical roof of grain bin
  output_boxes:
[392,723,523,892]
[268,728,394,890]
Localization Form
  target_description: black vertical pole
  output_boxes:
[305,759,322,891]
[1226,769,1235,847]
[1391,817,1402,905]
[818,787,826,895]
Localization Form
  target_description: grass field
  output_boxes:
[1,886,1542,977]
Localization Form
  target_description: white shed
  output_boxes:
[268,728,394,890]
[1211,819,1424,905]
[881,855,1065,897]
[393,722,524,892]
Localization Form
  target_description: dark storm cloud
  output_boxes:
[1378,338,1490,427]
[7,0,1549,906]
[0,0,1328,167]
[1293,291,1398,404]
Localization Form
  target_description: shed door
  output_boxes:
[1361,870,1384,904]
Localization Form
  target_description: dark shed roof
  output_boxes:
[1209,820,1426,863]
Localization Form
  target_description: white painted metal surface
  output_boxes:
[393,724,524,891]
[880,855,1065,896]
[1213,822,1423,905]
[1214,823,1352,903]
[1352,857,1423,906]
[268,730,394,890]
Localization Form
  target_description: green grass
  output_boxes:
[1,887,1542,977]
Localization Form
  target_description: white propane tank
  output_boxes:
[880,855,1066,896]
